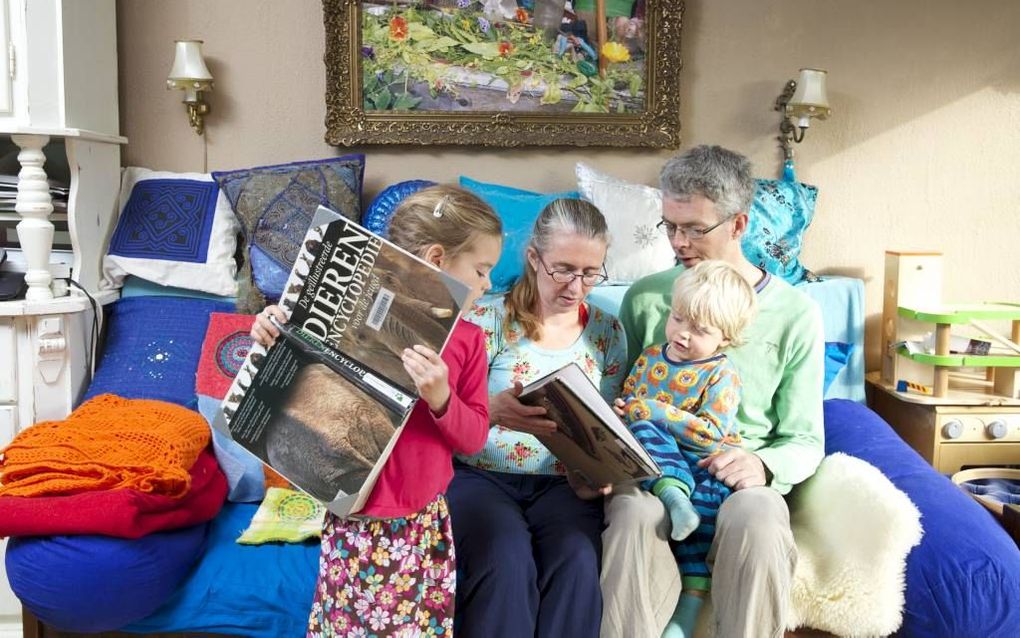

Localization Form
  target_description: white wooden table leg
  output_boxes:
[11,133,55,301]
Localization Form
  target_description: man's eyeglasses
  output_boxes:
[536,253,608,287]
[656,215,733,241]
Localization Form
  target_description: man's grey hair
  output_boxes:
[659,145,755,218]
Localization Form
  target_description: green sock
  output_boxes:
[661,593,705,638]
[654,484,700,541]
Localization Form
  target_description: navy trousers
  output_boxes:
[447,463,604,638]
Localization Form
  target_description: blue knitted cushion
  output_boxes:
[83,296,234,409]
[362,179,437,237]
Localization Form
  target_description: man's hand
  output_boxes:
[566,470,612,500]
[489,381,558,436]
[697,448,768,491]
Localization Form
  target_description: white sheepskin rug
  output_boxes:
[786,453,923,637]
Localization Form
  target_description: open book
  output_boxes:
[518,363,661,486]
[213,206,469,517]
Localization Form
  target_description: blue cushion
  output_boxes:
[83,296,234,409]
[198,394,267,503]
[213,155,365,309]
[120,275,236,303]
[362,179,437,237]
[123,503,319,638]
[824,400,1020,637]
[6,524,207,633]
[822,341,852,395]
[460,176,580,292]
[742,177,818,285]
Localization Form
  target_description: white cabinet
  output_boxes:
[0,0,119,134]
[0,1,124,632]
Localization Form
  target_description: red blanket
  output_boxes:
[0,449,226,539]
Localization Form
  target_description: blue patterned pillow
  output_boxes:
[213,155,365,313]
[83,296,234,409]
[742,176,818,285]
[102,168,241,296]
[362,179,437,237]
[460,176,580,292]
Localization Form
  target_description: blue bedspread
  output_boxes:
[824,399,1020,637]
[122,503,319,637]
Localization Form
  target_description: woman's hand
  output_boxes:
[567,470,612,500]
[489,382,558,436]
[251,305,288,347]
[612,397,626,418]
[697,448,768,491]
[402,345,451,416]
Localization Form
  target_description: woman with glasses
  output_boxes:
[447,198,627,638]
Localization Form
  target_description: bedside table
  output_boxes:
[867,373,1020,473]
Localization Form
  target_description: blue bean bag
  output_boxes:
[6,523,208,633]
[823,400,1020,637]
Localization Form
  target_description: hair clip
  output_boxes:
[432,195,450,218]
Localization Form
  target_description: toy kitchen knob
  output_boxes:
[942,420,964,439]
[985,420,1008,440]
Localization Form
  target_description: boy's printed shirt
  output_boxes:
[459,295,627,475]
[622,344,742,455]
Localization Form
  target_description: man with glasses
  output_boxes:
[600,145,825,638]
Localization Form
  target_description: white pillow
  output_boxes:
[102,168,240,296]
[575,162,674,284]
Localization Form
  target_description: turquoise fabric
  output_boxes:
[743,175,819,285]
[459,176,580,292]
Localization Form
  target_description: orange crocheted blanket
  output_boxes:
[0,394,210,498]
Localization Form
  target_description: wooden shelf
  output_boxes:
[867,372,1020,407]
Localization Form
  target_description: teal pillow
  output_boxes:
[459,176,580,292]
[742,176,819,285]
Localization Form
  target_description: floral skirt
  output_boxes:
[306,494,456,638]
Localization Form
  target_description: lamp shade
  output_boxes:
[788,68,830,119]
[168,40,213,82]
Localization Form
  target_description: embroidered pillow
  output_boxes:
[83,296,234,409]
[744,177,819,284]
[102,168,240,296]
[236,487,326,545]
[575,162,674,284]
[213,155,365,313]
[193,312,266,503]
[460,176,580,293]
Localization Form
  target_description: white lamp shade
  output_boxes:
[790,68,829,111]
[168,40,213,81]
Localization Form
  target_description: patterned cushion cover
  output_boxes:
[236,487,326,545]
[743,175,819,284]
[362,179,437,237]
[102,168,240,296]
[213,155,365,313]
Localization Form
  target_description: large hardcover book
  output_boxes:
[214,206,468,516]
[518,363,661,486]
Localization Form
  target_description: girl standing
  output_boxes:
[252,185,502,637]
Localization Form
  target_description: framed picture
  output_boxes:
[323,0,684,147]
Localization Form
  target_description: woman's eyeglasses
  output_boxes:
[536,253,608,287]
[656,215,733,240]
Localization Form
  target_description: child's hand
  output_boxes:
[251,305,287,347]
[612,397,626,418]
[402,345,451,416]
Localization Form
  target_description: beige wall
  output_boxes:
[118,0,1020,370]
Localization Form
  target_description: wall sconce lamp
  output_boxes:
[775,68,831,161]
[166,40,213,135]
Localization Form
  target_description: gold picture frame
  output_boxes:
[323,0,684,148]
